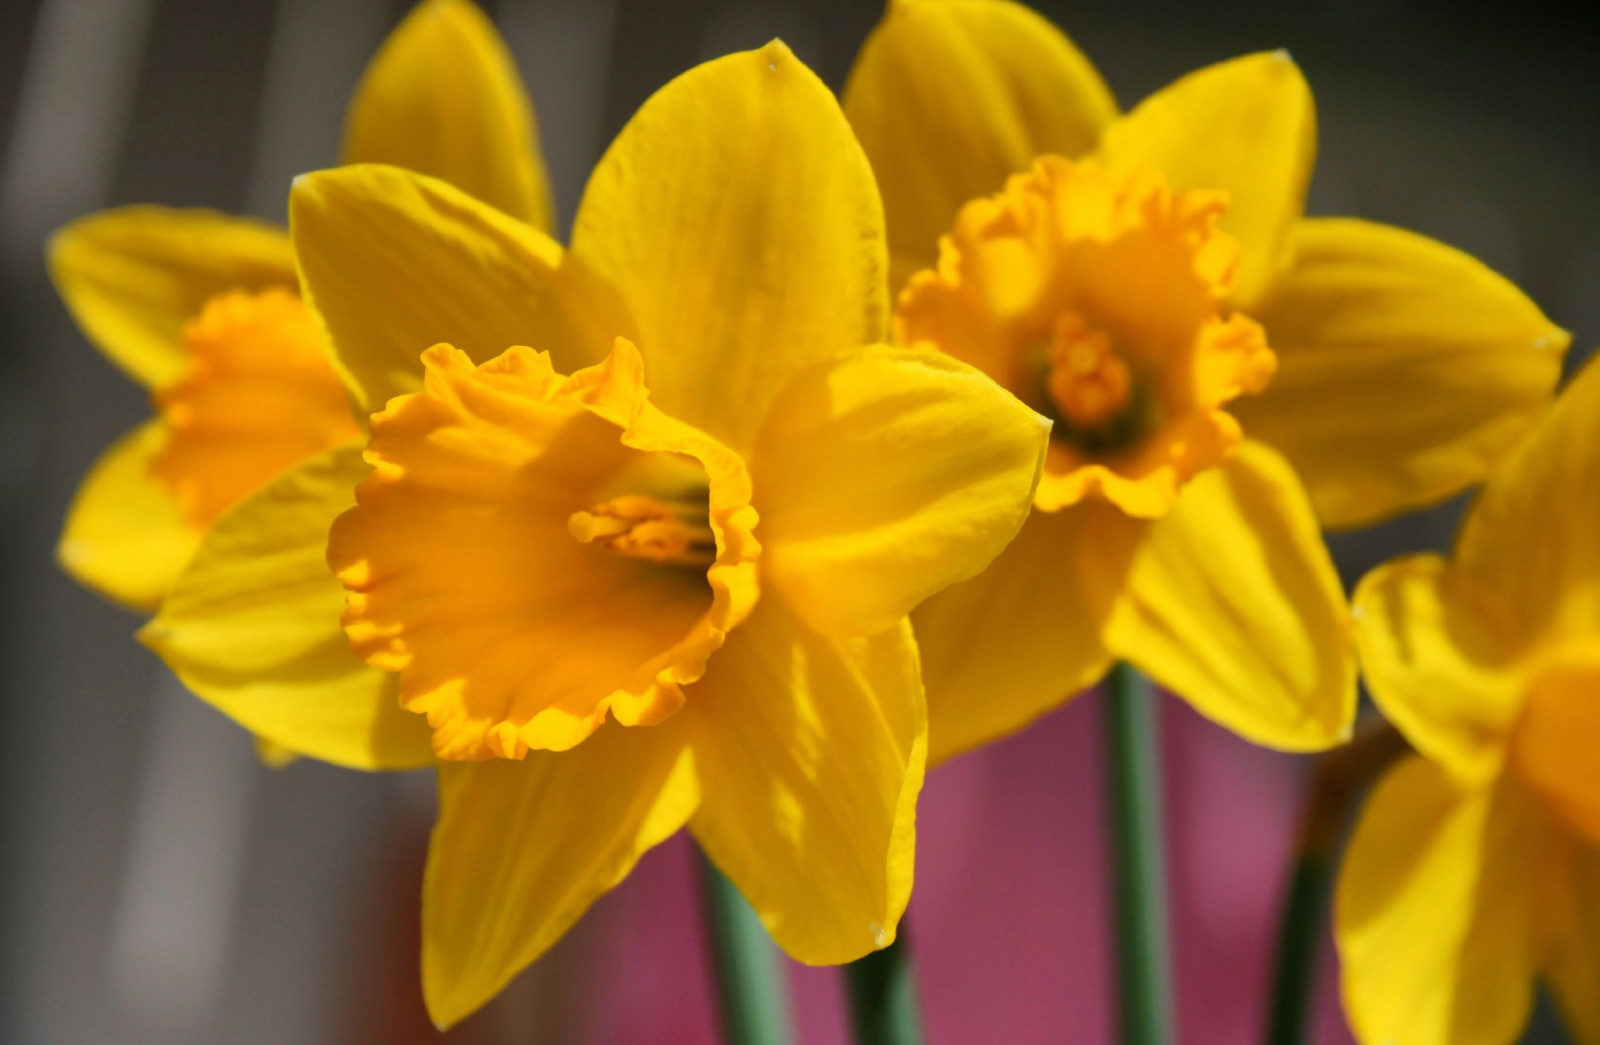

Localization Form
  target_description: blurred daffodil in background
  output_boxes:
[141,42,1048,1028]
[1337,354,1600,1045]
[51,0,550,613]
[844,0,1569,762]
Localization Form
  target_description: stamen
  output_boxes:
[1046,313,1133,430]
[568,493,717,567]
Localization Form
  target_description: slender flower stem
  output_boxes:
[699,853,794,1045]
[1266,720,1407,1045]
[1102,662,1174,1045]
[845,929,925,1045]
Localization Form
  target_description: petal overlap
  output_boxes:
[687,595,925,965]
[752,345,1047,638]
[571,42,888,452]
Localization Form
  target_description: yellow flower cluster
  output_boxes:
[47,0,1589,1039]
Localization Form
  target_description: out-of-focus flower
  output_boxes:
[1336,355,1600,1045]
[52,0,551,612]
[141,42,1049,1027]
[844,0,1568,762]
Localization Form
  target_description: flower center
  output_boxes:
[1044,312,1137,442]
[328,340,760,762]
[894,157,1276,518]
[1510,649,1600,843]
[569,491,717,567]
[151,288,359,529]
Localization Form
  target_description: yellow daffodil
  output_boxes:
[52,0,551,613]
[140,43,1049,1026]
[843,0,1568,761]
[1336,355,1600,1045]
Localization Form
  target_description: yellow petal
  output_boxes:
[688,594,925,964]
[140,443,433,770]
[48,206,295,387]
[913,504,1128,765]
[342,0,553,230]
[1236,219,1568,528]
[570,42,887,453]
[1102,441,1355,750]
[1455,354,1600,647]
[1096,52,1314,307]
[1335,757,1544,1045]
[1352,555,1526,786]
[290,164,620,413]
[423,720,697,1028]
[1541,830,1600,1045]
[753,345,1047,638]
[1510,645,1600,844]
[57,418,199,613]
[842,0,1116,288]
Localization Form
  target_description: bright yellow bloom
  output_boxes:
[1336,356,1600,1045]
[844,0,1568,761]
[53,0,551,613]
[141,43,1048,1027]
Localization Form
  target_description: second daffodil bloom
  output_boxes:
[1336,356,1600,1045]
[51,0,551,613]
[141,43,1048,1026]
[843,0,1569,760]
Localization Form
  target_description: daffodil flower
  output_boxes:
[843,0,1568,760]
[1335,356,1600,1045]
[52,0,550,613]
[140,43,1048,1026]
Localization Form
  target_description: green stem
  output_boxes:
[1265,721,1406,1045]
[1102,662,1175,1045]
[844,929,925,1045]
[699,853,794,1045]
[1265,853,1334,1045]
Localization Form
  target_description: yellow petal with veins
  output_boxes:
[571,42,887,453]
[1352,554,1527,787]
[423,719,697,1029]
[1336,758,1545,1045]
[57,418,198,613]
[141,443,433,771]
[328,340,758,761]
[1096,52,1315,308]
[1238,219,1567,528]
[291,164,621,413]
[48,206,295,388]
[342,0,553,229]
[1101,441,1355,750]
[913,503,1130,765]
[688,594,924,965]
[843,0,1116,289]
[1455,354,1600,648]
[752,345,1047,638]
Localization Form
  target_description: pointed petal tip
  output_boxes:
[757,37,796,68]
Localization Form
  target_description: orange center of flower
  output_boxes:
[1046,313,1135,433]
[895,157,1276,518]
[1509,650,1600,843]
[328,339,761,762]
[151,288,359,529]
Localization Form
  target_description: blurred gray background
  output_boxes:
[1,0,1595,1042]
